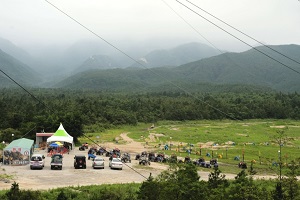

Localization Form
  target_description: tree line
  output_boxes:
[1,163,299,200]
[1,88,300,142]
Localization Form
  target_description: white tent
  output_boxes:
[46,123,73,144]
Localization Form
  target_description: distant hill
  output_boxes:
[174,44,300,92]
[0,36,34,66]
[54,44,300,93]
[0,49,41,88]
[73,55,120,74]
[129,42,221,68]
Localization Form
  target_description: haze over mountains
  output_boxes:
[1,36,300,93]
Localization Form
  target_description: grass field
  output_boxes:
[80,119,300,175]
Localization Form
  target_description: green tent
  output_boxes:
[3,138,34,165]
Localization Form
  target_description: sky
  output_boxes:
[0,0,300,53]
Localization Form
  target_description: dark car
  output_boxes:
[74,155,86,169]
[50,154,63,170]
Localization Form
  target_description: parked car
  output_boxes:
[30,154,45,170]
[74,155,86,169]
[109,158,123,170]
[50,154,63,170]
[92,157,105,169]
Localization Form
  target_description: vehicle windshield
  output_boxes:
[75,157,85,161]
[112,158,121,162]
[31,156,42,161]
[51,155,62,162]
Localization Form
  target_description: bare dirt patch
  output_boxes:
[270,126,286,128]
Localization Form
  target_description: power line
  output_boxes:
[161,0,274,88]
[186,0,300,67]
[0,69,51,111]
[161,0,221,53]
[80,134,148,179]
[176,0,300,75]
[21,125,37,138]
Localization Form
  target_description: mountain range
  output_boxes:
[129,42,220,68]
[55,44,300,93]
[1,36,300,93]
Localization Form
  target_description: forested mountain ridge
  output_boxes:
[0,37,34,66]
[175,44,300,92]
[73,55,120,74]
[56,44,300,93]
[129,42,220,68]
[0,49,41,87]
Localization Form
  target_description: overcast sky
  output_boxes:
[1,0,300,53]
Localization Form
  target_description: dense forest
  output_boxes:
[1,88,300,142]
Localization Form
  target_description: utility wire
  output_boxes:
[21,125,37,138]
[43,0,240,121]
[186,0,300,67]
[0,69,51,111]
[161,0,220,52]
[161,0,273,87]
[80,134,148,179]
[176,0,300,75]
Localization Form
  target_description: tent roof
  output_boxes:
[46,123,73,144]
[4,138,34,150]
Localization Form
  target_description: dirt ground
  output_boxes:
[0,133,277,191]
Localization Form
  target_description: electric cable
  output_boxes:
[176,0,300,75]
[161,0,274,88]
[0,69,51,111]
[186,0,300,67]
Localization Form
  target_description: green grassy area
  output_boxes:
[79,119,300,175]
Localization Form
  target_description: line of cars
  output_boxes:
[29,154,123,170]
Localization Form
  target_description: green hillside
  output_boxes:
[129,42,220,68]
[0,49,41,87]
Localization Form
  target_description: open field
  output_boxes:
[80,119,300,175]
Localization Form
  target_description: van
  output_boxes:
[30,154,45,170]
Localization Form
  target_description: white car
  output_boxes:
[109,158,123,170]
[30,154,45,170]
[92,157,105,169]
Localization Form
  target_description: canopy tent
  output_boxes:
[3,138,34,165]
[46,123,73,144]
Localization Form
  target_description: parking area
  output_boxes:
[0,148,164,190]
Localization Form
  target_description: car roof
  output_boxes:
[75,155,86,157]
[52,154,63,157]
[31,154,44,157]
